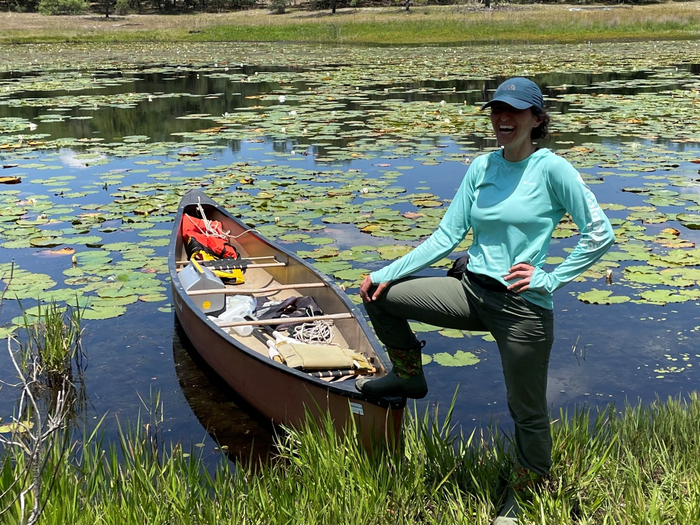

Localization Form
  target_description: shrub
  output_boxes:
[268,0,286,12]
[37,0,88,14]
[114,0,132,14]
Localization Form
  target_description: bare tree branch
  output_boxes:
[0,334,72,525]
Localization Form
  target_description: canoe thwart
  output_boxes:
[186,282,327,297]
[218,313,353,328]
[176,258,286,272]
[176,255,278,265]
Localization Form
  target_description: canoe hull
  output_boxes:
[173,296,403,449]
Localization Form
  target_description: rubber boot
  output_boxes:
[356,341,428,398]
[493,465,542,525]
[356,368,428,398]
[492,488,519,525]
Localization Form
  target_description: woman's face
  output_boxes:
[489,102,542,159]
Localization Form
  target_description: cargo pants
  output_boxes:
[363,272,554,476]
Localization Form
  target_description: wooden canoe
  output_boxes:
[169,189,405,450]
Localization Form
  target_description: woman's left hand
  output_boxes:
[504,263,535,293]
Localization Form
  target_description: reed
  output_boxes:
[2,388,700,524]
[17,302,84,386]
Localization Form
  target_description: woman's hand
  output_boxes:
[359,275,390,302]
[504,263,535,293]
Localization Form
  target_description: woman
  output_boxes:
[356,77,615,524]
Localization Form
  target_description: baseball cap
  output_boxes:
[481,77,544,111]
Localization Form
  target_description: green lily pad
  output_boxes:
[82,305,127,320]
[438,328,464,338]
[432,350,480,367]
[577,289,631,305]
[0,421,35,434]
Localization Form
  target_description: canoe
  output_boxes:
[169,189,405,450]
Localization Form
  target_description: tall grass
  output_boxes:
[2,389,700,524]
[0,300,86,525]
[17,302,84,387]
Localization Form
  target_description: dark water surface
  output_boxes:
[1,47,700,462]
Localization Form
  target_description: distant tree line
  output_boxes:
[0,0,262,14]
[0,0,681,16]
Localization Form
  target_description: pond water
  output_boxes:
[1,41,700,463]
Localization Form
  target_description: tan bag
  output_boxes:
[276,341,372,371]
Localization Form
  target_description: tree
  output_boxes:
[102,0,115,17]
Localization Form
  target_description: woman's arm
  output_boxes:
[368,166,477,286]
[528,158,615,294]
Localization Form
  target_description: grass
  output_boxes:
[1,389,700,524]
[2,2,700,45]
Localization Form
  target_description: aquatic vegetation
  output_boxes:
[2,41,700,376]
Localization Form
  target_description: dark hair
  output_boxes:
[530,107,550,141]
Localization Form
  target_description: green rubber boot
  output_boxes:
[493,465,542,525]
[355,368,428,398]
[492,488,519,525]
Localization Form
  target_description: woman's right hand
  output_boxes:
[359,275,390,302]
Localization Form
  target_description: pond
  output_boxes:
[1,40,700,463]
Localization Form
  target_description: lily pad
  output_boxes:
[577,289,631,305]
[432,350,480,367]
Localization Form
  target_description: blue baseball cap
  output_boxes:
[481,77,544,111]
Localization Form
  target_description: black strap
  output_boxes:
[466,270,509,293]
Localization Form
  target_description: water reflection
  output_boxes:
[3,64,699,147]
[172,320,276,464]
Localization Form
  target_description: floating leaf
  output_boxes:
[408,321,440,332]
[577,289,631,305]
[677,213,700,230]
[0,421,34,434]
[438,328,464,338]
[82,305,127,320]
[432,350,480,367]
[377,245,412,260]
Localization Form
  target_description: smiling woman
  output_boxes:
[357,77,616,525]
[486,79,549,150]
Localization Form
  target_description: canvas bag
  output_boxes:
[275,341,372,371]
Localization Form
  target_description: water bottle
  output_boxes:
[215,295,256,336]
[225,295,256,318]
[228,317,253,337]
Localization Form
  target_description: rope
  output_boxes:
[292,321,334,343]
[292,319,335,344]
[194,196,258,239]
[190,197,229,240]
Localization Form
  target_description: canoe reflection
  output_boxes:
[173,320,276,464]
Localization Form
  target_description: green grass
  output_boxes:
[193,18,700,45]
[2,390,700,524]
[3,3,700,45]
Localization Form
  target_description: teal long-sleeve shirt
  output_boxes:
[369,148,616,310]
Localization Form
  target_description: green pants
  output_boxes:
[363,272,555,476]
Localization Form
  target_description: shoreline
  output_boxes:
[2,2,700,45]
